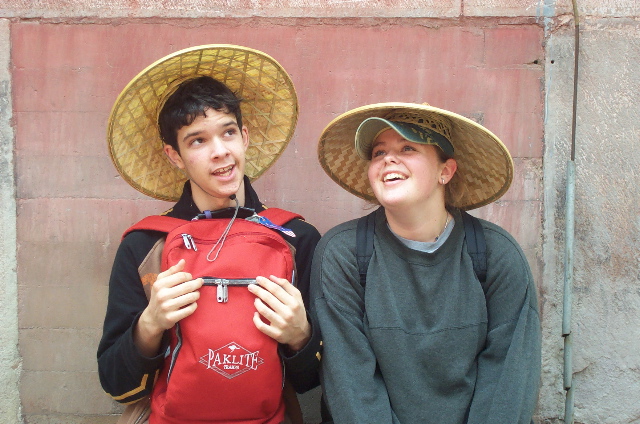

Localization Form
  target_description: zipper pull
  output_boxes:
[216,279,228,303]
[181,234,197,251]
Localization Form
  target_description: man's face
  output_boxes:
[164,108,249,211]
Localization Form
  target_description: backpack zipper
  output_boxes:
[203,278,256,303]
[181,233,197,251]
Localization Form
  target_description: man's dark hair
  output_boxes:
[158,76,243,151]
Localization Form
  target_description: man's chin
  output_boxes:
[189,179,243,207]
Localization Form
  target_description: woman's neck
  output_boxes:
[385,203,450,243]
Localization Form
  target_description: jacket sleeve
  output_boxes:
[280,218,323,393]
[96,231,168,404]
[466,226,541,423]
[311,225,400,424]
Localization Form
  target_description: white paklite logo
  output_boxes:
[199,342,264,379]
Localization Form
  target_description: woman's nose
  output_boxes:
[384,151,400,164]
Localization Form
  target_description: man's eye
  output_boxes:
[225,128,237,136]
[191,138,204,145]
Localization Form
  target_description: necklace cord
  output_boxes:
[434,213,451,242]
[206,195,240,262]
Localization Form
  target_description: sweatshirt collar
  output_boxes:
[167,176,264,220]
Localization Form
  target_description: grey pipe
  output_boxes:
[563,161,575,423]
[562,0,580,422]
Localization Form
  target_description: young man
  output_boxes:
[98,45,321,423]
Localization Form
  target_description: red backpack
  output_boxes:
[123,207,301,424]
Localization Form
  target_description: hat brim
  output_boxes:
[108,45,298,201]
[355,117,455,159]
[317,102,514,210]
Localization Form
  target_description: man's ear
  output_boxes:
[241,126,250,150]
[163,144,185,170]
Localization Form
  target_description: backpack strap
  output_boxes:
[355,210,488,288]
[260,208,303,227]
[356,210,377,287]
[122,209,302,241]
[122,215,185,241]
[460,211,487,284]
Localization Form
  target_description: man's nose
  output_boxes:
[210,139,230,158]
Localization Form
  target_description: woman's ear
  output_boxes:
[440,158,457,184]
[163,144,185,170]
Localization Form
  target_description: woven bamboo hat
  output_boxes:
[318,102,513,210]
[107,44,298,201]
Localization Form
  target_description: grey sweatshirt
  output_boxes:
[311,208,540,424]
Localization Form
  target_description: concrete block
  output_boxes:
[12,21,129,69]
[0,16,21,424]
[3,0,463,18]
[18,241,116,289]
[12,66,118,113]
[17,198,171,243]
[248,0,462,18]
[484,108,544,159]
[501,158,543,202]
[19,284,109,329]
[484,26,544,66]
[20,370,117,415]
[17,198,110,243]
[15,151,163,201]
[475,68,544,158]
[465,0,571,17]
[20,328,101,372]
[24,415,119,424]
[474,199,542,250]
[14,111,106,155]
[465,0,639,17]
[16,155,118,199]
[576,0,640,17]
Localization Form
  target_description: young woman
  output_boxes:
[312,103,541,424]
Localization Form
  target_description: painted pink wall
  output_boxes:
[12,20,543,416]
[14,21,543,231]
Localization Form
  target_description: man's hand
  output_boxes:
[134,259,204,357]
[248,275,311,352]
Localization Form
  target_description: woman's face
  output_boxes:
[367,128,452,211]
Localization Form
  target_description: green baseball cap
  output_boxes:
[355,117,455,160]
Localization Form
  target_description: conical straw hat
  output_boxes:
[108,44,298,201]
[318,102,513,211]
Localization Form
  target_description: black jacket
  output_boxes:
[97,178,322,403]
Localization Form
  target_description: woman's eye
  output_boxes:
[402,145,415,152]
[372,149,385,158]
